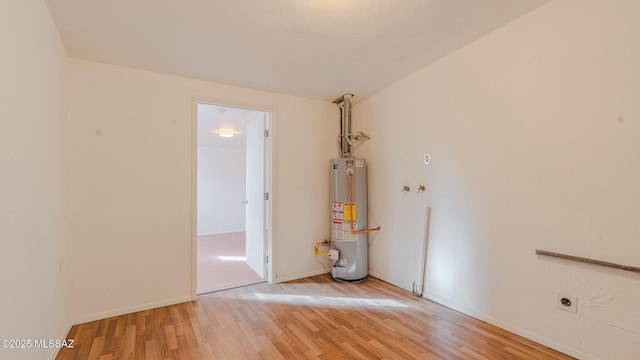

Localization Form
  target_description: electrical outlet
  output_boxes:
[557,293,577,313]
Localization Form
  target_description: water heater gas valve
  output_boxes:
[328,249,339,266]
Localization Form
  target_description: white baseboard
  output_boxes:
[367,270,415,291]
[367,270,593,360]
[70,295,196,326]
[278,269,384,284]
[421,292,594,360]
[197,230,245,236]
[367,270,386,283]
[277,268,382,284]
[51,321,73,360]
[275,268,330,283]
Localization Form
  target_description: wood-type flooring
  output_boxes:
[57,274,575,360]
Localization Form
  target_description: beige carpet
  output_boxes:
[197,231,265,294]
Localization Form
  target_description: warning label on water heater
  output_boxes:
[331,202,345,220]
[332,220,357,242]
[343,203,356,221]
[332,201,356,221]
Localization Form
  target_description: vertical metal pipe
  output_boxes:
[333,93,354,158]
[414,207,432,297]
[333,94,345,158]
[338,104,344,158]
[342,94,353,157]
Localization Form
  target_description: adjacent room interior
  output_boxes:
[3,1,640,360]
[196,103,270,294]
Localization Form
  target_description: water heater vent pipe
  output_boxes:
[333,93,354,158]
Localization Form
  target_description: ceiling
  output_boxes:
[45,0,549,102]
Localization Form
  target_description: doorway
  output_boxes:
[195,101,271,294]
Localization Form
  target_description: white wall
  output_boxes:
[66,59,335,322]
[197,146,246,235]
[356,1,640,359]
[0,1,69,359]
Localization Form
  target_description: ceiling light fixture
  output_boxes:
[215,128,237,138]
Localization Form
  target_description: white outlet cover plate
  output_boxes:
[423,153,431,165]
[557,293,577,313]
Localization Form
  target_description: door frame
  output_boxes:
[191,97,274,298]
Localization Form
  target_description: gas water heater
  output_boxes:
[329,94,379,282]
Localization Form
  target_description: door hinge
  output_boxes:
[265,255,269,264]
[264,129,269,137]
[264,192,269,200]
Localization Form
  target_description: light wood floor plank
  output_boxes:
[57,275,575,360]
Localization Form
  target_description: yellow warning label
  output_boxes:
[343,202,356,221]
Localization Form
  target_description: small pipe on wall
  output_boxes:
[414,207,432,297]
[536,249,640,273]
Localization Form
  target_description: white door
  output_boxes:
[245,114,267,278]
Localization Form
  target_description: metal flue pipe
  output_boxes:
[333,93,354,158]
